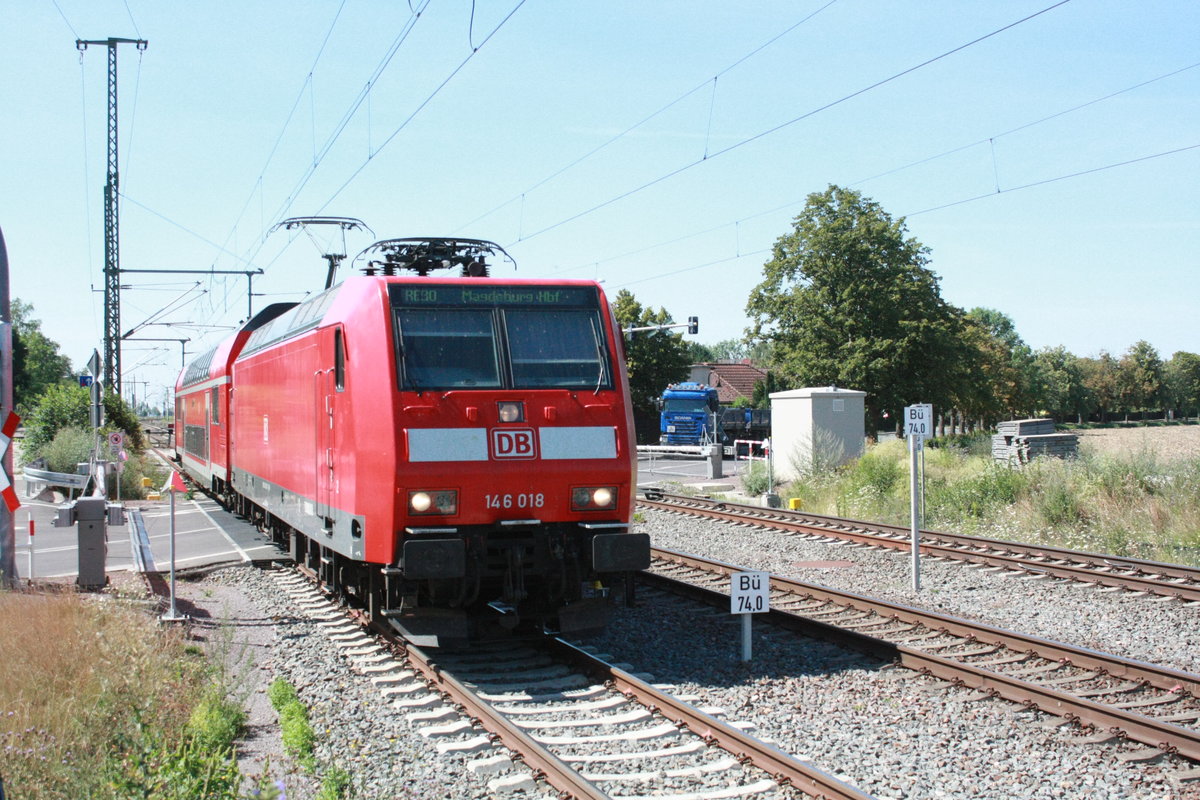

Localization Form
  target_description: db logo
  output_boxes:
[491,428,536,460]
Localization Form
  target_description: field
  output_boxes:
[774,423,1200,567]
[1074,423,1200,461]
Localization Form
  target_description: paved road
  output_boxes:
[637,452,749,489]
[11,476,282,585]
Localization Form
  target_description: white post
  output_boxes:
[161,483,186,621]
[26,514,33,584]
[910,433,921,592]
[741,614,752,662]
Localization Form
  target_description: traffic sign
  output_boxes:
[730,570,769,614]
[0,412,21,511]
[108,431,124,449]
[904,404,933,441]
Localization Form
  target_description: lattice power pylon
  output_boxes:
[77,37,148,395]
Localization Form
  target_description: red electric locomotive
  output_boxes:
[175,238,649,646]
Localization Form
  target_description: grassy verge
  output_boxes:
[0,587,358,799]
[0,588,254,799]
[777,434,1200,566]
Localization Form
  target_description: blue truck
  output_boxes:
[659,382,722,445]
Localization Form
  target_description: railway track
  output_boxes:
[647,547,1200,766]
[272,564,874,800]
[640,492,1200,603]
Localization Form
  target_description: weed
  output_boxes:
[269,678,317,771]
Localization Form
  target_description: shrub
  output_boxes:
[39,425,94,473]
[741,460,773,496]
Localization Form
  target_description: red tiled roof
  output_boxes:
[693,362,767,404]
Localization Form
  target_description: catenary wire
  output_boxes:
[510,0,1073,247]
[453,0,842,234]
[311,0,528,216]
[534,58,1200,279]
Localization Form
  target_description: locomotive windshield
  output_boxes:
[391,284,613,391]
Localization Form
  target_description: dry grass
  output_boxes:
[0,589,207,799]
[784,425,1200,567]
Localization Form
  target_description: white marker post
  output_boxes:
[160,471,188,622]
[904,404,932,592]
[27,515,33,584]
[730,570,770,661]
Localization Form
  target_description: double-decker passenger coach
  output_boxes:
[176,238,648,646]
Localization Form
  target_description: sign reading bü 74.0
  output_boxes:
[904,404,933,441]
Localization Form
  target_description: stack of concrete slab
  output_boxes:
[993,418,1077,464]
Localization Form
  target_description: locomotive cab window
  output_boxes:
[396,309,501,390]
[391,284,613,392]
[505,309,610,389]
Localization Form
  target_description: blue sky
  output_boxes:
[2,1,1196,407]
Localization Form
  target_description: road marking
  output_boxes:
[187,497,251,562]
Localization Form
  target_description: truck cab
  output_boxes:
[659,382,721,445]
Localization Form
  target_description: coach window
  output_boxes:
[334,329,346,392]
[211,387,220,424]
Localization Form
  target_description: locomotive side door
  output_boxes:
[315,326,345,528]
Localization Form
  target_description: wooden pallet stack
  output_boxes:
[993,418,1078,464]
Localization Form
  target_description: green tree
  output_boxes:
[12,299,73,411]
[685,340,716,363]
[964,307,1038,419]
[746,184,964,434]
[1117,340,1164,420]
[1032,346,1091,423]
[1165,351,1200,420]
[22,384,146,463]
[1080,351,1120,423]
[611,290,691,440]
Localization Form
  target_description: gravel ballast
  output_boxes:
[588,509,1200,799]
[164,502,1200,799]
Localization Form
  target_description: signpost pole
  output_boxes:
[160,471,187,622]
[904,403,931,593]
[730,570,769,662]
[909,433,921,592]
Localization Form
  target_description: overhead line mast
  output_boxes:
[76,36,148,396]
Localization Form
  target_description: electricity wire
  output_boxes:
[312,0,528,215]
[538,58,1200,278]
[511,0,1072,246]
[453,0,841,234]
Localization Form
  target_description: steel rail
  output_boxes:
[401,641,610,800]
[649,548,1200,761]
[547,637,875,800]
[640,494,1200,602]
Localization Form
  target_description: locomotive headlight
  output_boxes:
[408,490,458,516]
[571,486,618,512]
[497,401,524,423]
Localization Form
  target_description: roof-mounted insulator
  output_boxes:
[353,237,515,278]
